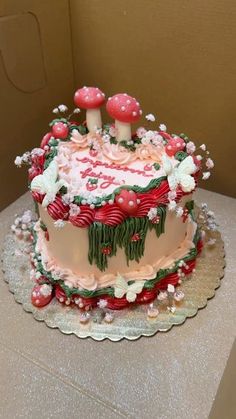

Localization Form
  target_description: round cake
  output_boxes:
[15,87,214,311]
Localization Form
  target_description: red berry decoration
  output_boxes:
[52,122,69,139]
[86,180,98,191]
[165,137,185,157]
[40,132,52,149]
[31,284,53,307]
[131,233,141,242]
[182,208,189,223]
[115,189,140,215]
[45,230,50,241]
[101,244,112,255]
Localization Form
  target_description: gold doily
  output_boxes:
[1,230,225,341]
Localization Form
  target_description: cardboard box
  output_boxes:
[0,0,74,210]
[1,0,236,211]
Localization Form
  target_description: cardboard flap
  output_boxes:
[0,12,46,92]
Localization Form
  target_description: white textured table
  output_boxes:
[0,190,235,419]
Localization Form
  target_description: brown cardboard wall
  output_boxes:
[0,0,74,210]
[70,0,236,198]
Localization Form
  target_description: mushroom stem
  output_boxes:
[86,109,102,133]
[115,120,131,142]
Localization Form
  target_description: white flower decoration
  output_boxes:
[147,207,157,220]
[159,123,167,132]
[73,108,81,114]
[175,206,184,217]
[69,204,81,217]
[58,104,68,112]
[97,299,108,309]
[54,219,65,228]
[136,127,147,139]
[167,284,175,293]
[206,158,214,169]
[114,275,145,303]
[31,160,67,207]
[14,156,22,167]
[168,200,177,211]
[186,141,196,154]
[145,113,156,122]
[52,108,59,114]
[200,144,206,151]
[162,155,197,193]
[202,171,211,180]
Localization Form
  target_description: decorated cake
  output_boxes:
[14,87,215,319]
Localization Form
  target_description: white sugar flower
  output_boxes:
[22,152,31,163]
[102,134,111,143]
[174,290,185,302]
[206,158,214,169]
[159,123,167,132]
[186,141,196,154]
[136,127,147,139]
[147,207,157,220]
[97,299,108,309]
[175,206,184,217]
[54,219,65,228]
[152,133,164,146]
[69,204,81,217]
[62,194,74,205]
[196,155,203,161]
[141,137,151,145]
[167,284,175,293]
[168,190,177,201]
[168,200,177,211]
[202,171,211,180]
[145,113,156,122]
[157,291,168,301]
[31,148,45,157]
[21,210,33,224]
[73,107,81,114]
[200,144,206,151]
[52,108,59,114]
[58,104,68,113]
[14,156,22,167]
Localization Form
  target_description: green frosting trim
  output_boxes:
[73,176,167,207]
[86,206,166,271]
[44,148,58,169]
[33,227,200,299]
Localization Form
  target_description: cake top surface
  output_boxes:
[14,87,214,224]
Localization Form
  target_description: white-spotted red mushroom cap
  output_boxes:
[106,93,142,123]
[74,87,106,109]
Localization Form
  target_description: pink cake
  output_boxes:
[14,87,214,312]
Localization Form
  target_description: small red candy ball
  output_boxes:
[52,122,69,139]
[31,284,53,307]
[115,189,139,215]
[165,137,185,157]
[40,132,52,149]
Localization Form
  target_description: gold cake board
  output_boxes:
[1,230,225,341]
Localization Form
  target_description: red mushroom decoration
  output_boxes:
[74,86,105,133]
[106,93,142,141]
[31,284,53,307]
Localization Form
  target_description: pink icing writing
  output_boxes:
[76,157,153,177]
[80,167,121,189]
